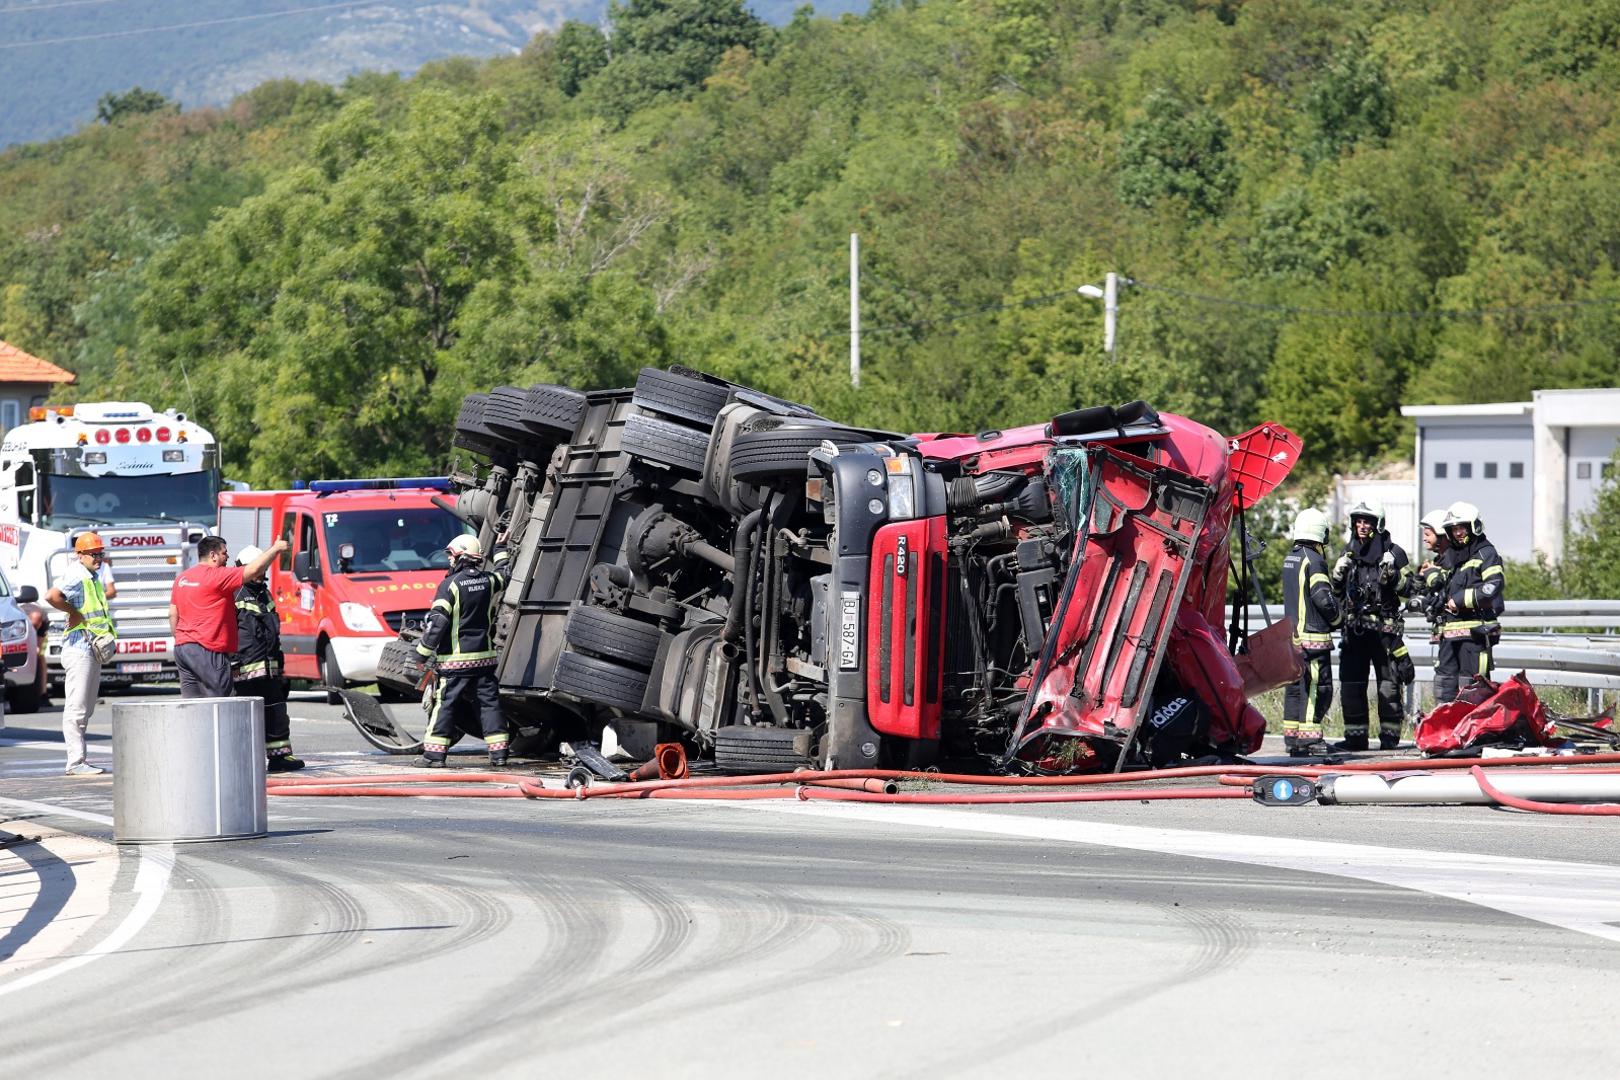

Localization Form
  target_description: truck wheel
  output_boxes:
[727,427,871,484]
[552,651,650,714]
[621,413,711,475]
[453,393,500,456]
[564,607,663,670]
[632,368,732,428]
[6,677,42,714]
[521,384,587,442]
[320,646,344,706]
[480,386,538,455]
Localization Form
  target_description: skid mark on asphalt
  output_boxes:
[717,801,1620,946]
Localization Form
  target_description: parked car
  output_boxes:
[366,367,1300,773]
[1,564,44,715]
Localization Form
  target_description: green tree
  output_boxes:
[1561,449,1620,599]
[591,0,767,119]
[553,21,611,96]
[1117,90,1236,215]
[95,87,175,124]
[1300,44,1394,165]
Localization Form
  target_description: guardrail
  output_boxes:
[1227,601,1620,701]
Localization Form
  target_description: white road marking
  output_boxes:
[721,801,1620,945]
[0,797,174,998]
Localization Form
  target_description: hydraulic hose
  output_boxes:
[793,786,1248,805]
[1469,765,1620,816]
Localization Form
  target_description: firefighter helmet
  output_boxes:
[235,544,264,567]
[73,531,105,554]
[1292,508,1330,545]
[1442,501,1483,535]
[1418,509,1449,534]
[1346,497,1385,532]
[447,534,484,562]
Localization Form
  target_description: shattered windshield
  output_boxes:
[321,507,469,574]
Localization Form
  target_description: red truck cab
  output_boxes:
[216,479,467,690]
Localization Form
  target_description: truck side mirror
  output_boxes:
[16,585,38,604]
[293,550,321,584]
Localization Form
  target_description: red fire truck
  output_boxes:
[217,479,468,695]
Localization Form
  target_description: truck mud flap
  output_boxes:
[335,688,425,755]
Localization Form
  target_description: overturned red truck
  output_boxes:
[367,369,1300,773]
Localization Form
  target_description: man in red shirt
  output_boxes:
[170,536,287,698]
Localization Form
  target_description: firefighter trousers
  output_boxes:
[1435,632,1493,704]
[425,671,507,751]
[236,675,291,754]
[1282,649,1332,743]
[1339,630,1403,744]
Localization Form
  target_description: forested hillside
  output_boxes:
[4,0,1620,493]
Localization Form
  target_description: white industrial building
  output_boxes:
[1401,388,1620,562]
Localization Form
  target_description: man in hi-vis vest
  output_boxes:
[46,531,118,776]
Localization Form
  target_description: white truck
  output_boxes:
[0,401,220,686]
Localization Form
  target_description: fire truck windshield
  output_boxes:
[40,471,219,528]
[324,508,468,573]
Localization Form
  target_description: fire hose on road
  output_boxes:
[262,752,1620,811]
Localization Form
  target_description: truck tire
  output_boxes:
[564,607,663,670]
[632,368,732,428]
[713,725,817,773]
[319,645,345,706]
[480,386,535,450]
[621,413,710,475]
[727,427,872,484]
[521,384,587,442]
[552,651,650,714]
[453,393,499,455]
[6,677,42,714]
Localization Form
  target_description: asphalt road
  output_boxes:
[4,687,1620,1079]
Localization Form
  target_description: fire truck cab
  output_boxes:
[217,479,468,692]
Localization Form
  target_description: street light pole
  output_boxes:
[1077,271,1119,354]
[850,233,861,388]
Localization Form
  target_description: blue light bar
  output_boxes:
[306,477,451,495]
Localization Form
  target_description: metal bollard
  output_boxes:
[113,697,268,844]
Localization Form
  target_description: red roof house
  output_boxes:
[0,340,76,436]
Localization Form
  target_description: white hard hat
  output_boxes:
[1347,497,1385,531]
[1292,508,1330,545]
[235,544,264,567]
[1419,509,1448,533]
[447,534,484,560]
[1442,501,1483,534]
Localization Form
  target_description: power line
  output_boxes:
[0,0,383,48]
[0,0,132,14]
[1128,279,1620,319]
[839,288,1076,337]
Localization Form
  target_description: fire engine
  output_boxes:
[217,479,468,699]
[0,402,220,684]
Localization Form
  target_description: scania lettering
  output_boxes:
[0,402,220,683]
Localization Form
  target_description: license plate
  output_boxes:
[118,661,164,674]
[838,591,861,670]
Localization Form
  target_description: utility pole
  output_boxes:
[850,233,861,388]
[1078,271,1120,354]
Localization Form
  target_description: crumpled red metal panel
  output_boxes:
[1226,423,1302,511]
[1168,607,1267,755]
[1415,672,1556,755]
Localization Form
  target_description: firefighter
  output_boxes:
[232,545,303,772]
[415,534,510,767]
[1409,508,1453,664]
[1435,501,1505,703]
[1281,508,1341,756]
[1330,499,1414,751]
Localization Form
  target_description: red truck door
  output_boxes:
[278,509,321,679]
